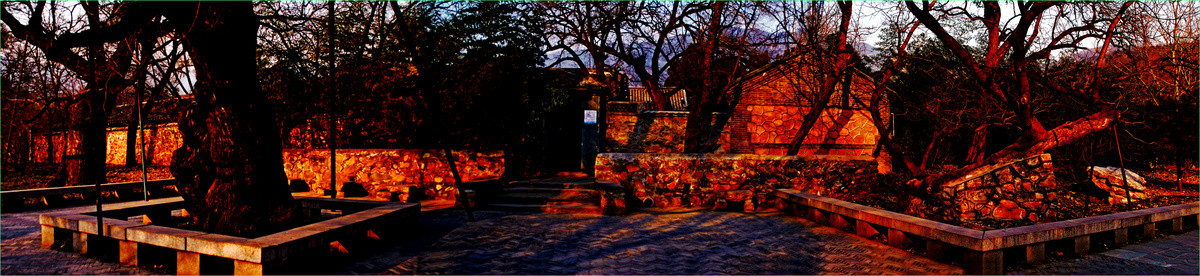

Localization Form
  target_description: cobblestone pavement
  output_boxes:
[2,208,149,275]
[377,209,961,275]
[4,205,1197,275]
[1011,230,1199,275]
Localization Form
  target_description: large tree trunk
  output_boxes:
[165,2,301,237]
[50,85,113,187]
[920,108,1119,190]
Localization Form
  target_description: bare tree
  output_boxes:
[543,1,709,111]
[3,1,145,186]
[903,1,1139,187]
[756,1,860,156]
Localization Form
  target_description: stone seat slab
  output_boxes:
[77,217,145,240]
[187,233,271,263]
[125,225,208,250]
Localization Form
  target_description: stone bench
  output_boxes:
[774,189,1199,274]
[2,179,177,209]
[40,196,419,275]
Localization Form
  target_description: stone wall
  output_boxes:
[723,56,887,156]
[595,153,876,210]
[605,104,729,153]
[606,110,688,153]
[740,105,879,155]
[281,149,504,201]
[31,123,182,166]
[937,154,1057,226]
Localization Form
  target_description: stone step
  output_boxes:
[495,193,599,205]
[507,179,597,190]
[484,203,602,215]
[503,187,601,197]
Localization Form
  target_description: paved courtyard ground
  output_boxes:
[2,205,1196,275]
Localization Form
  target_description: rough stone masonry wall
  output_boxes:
[282,149,504,201]
[595,153,876,210]
[605,108,730,153]
[937,154,1057,226]
[31,123,183,166]
[723,62,886,156]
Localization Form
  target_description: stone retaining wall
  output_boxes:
[281,149,504,201]
[595,153,876,210]
[937,154,1057,226]
[605,109,730,153]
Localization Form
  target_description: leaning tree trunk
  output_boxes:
[165,2,301,237]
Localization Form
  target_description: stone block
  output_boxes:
[926,240,948,262]
[1073,235,1090,256]
[856,220,880,239]
[1170,217,1183,232]
[1025,242,1045,265]
[887,229,911,249]
[808,208,828,224]
[829,214,853,231]
[1113,228,1128,246]
[234,260,264,275]
[72,232,89,254]
[963,249,1003,275]
[41,225,55,249]
[1140,223,1156,240]
[119,240,138,266]
[77,217,142,240]
[177,251,201,275]
[39,214,80,231]
[187,234,269,262]
[126,225,205,250]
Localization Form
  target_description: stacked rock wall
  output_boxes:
[606,110,689,153]
[595,153,876,210]
[281,149,504,201]
[605,107,730,153]
[938,154,1057,225]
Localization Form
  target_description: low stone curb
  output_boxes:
[39,196,419,275]
[774,189,1199,274]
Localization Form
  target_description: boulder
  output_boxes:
[1088,166,1149,204]
[341,178,370,197]
[289,179,310,192]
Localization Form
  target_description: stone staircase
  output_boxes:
[479,177,625,215]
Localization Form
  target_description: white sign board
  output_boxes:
[583,110,597,124]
